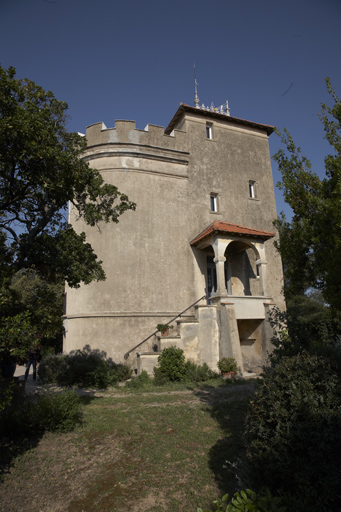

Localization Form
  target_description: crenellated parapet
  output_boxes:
[85,120,188,153]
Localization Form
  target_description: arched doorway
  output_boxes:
[225,241,261,296]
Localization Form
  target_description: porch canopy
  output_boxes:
[190,220,275,298]
[190,220,275,246]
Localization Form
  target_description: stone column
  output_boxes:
[212,236,229,298]
[256,260,265,296]
[254,242,267,296]
[214,255,227,296]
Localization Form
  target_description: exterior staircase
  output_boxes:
[137,304,224,375]
[136,296,274,377]
[136,315,198,375]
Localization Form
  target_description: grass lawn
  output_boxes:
[0,379,255,512]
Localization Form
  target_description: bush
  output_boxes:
[37,391,83,432]
[38,354,67,384]
[217,357,238,373]
[153,347,219,385]
[268,301,339,364]
[155,346,187,382]
[0,378,14,412]
[153,365,172,386]
[198,489,287,512]
[125,370,152,390]
[38,351,132,388]
[184,361,218,382]
[244,352,341,512]
[0,390,83,436]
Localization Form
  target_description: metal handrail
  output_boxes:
[123,295,207,360]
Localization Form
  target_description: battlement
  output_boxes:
[85,120,188,153]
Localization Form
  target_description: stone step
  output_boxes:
[158,336,181,351]
[176,316,197,323]
[137,352,160,375]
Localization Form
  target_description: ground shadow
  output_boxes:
[0,384,43,480]
[194,380,256,497]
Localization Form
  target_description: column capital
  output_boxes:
[213,255,226,264]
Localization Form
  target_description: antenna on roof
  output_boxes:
[193,64,231,116]
[194,64,200,109]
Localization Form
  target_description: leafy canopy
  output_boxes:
[0,65,136,287]
[273,78,341,315]
[0,65,135,365]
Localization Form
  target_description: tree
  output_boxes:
[0,66,136,367]
[0,65,136,287]
[273,78,341,323]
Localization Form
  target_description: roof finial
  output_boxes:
[224,100,230,116]
[194,64,200,109]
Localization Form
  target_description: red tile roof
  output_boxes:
[190,221,275,246]
[165,104,275,136]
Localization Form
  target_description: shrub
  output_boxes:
[244,352,341,512]
[0,390,83,436]
[153,348,219,385]
[0,378,14,412]
[153,365,171,386]
[38,351,132,388]
[125,370,152,390]
[38,354,67,384]
[198,489,287,512]
[113,362,132,383]
[268,301,338,364]
[217,357,238,373]
[155,346,187,382]
[184,361,218,382]
[36,391,83,432]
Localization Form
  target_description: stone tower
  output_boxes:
[63,103,285,375]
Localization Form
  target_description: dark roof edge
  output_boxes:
[165,103,275,136]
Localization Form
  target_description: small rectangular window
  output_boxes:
[210,194,218,212]
[249,180,256,199]
[206,123,212,139]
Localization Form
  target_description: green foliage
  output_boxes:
[184,360,218,382]
[153,365,171,385]
[36,391,83,433]
[273,79,341,316]
[157,323,173,334]
[10,270,64,352]
[0,390,82,436]
[268,298,336,361]
[155,346,187,382]
[217,357,238,373]
[125,370,152,390]
[0,270,63,365]
[0,305,39,365]
[154,347,218,385]
[0,65,136,286]
[244,352,341,511]
[37,353,67,383]
[0,378,14,412]
[38,351,132,388]
[198,489,286,512]
[0,65,136,365]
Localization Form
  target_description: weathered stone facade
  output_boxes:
[63,104,285,375]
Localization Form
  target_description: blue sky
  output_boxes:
[1,0,340,218]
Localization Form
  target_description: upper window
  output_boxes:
[249,180,256,199]
[206,123,212,139]
[210,193,218,212]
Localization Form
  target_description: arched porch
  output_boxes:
[190,221,276,373]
